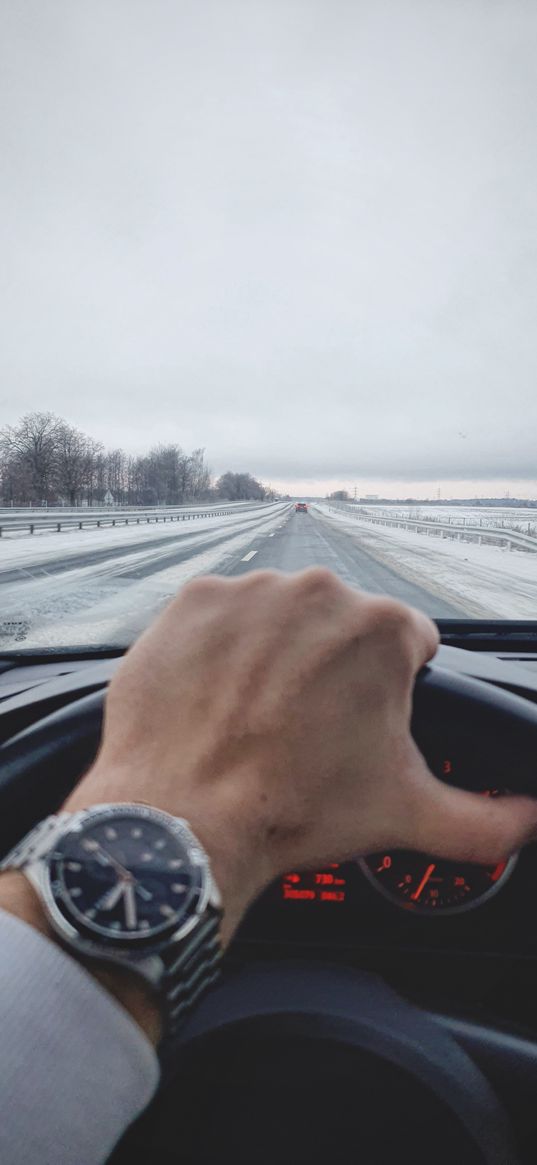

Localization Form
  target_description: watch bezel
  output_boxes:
[32,802,220,953]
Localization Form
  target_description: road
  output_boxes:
[220,508,464,617]
[0,502,467,649]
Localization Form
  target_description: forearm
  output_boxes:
[0,900,159,1165]
[0,760,267,1045]
[0,771,264,1165]
[0,870,162,1045]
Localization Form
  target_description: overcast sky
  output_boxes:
[1,1,537,498]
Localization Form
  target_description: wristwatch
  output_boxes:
[0,802,223,1042]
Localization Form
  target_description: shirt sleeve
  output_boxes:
[0,908,160,1165]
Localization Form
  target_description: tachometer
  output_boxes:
[359,849,516,914]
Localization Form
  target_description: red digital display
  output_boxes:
[281,864,347,904]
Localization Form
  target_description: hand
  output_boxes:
[64,569,537,942]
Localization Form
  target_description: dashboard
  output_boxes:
[235,838,537,1034]
[231,662,537,1036]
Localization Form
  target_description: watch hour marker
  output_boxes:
[141,852,153,862]
[70,887,82,897]
[82,839,99,851]
[172,883,187,894]
[140,920,150,930]
[169,859,183,869]
[86,908,96,919]
[104,827,118,841]
[131,828,143,838]
[66,861,81,872]
[154,839,166,849]
[159,905,175,917]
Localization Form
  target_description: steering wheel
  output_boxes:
[2,658,537,1164]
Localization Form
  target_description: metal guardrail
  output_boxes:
[328,504,537,554]
[0,501,272,538]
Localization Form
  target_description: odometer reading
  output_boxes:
[281,865,347,903]
[359,850,516,914]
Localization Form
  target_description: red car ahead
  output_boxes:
[295,502,308,512]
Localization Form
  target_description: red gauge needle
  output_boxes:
[411,862,436,902]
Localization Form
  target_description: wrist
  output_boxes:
[0,870,162,1045]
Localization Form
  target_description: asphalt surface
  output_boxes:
[0,507,282,586]
[221,507,466,617]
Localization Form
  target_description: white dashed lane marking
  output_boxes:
[241,550,258,562]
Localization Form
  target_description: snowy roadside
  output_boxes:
[0,506,288,648]
[315,505,537,619]
[0,503,285,572]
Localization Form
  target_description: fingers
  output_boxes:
[167,570,440,683]
[407,768,537,864]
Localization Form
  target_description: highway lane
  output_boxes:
[0,502,465,649]
[221,507,466,617]
[0,504,284,585]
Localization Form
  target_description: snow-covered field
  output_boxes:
[365,504,537,537]
[317,504,537,619]
[0,503,288,648]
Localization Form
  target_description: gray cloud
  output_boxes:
[1,1,537,491]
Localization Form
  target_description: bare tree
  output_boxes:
[56,423,103,505]
[0,413,258,508]
[216,472,266,501]
[0,412,63,504]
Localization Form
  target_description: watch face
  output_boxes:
[48,808,204,942]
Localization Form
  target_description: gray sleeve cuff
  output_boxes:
[0,908,160,1165]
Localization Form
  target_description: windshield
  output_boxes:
[2,2,537,652]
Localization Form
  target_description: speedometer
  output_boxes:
[359,849,517,914]
[359,775,517,915]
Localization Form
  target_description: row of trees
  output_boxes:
[0,413,269,506]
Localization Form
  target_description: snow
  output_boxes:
[363,503,537,538]
[0,504,287,648]
[3,497,537,649]
[316,504,537,618]
[0,504,276,570]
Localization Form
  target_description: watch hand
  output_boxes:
[123,881,138,930]
[93,844,132,881]
[95,879,125,912]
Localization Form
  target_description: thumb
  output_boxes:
[406,770,537,865]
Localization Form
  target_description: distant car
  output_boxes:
[295,502,308,512]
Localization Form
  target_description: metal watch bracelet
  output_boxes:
[0,814,224,1042]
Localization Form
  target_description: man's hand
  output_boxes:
[64,569,537,942]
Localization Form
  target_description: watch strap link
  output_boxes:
[161,908,222,1036]
[0,815,68,870]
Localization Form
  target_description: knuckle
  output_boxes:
[237,568,282,589]
[364,597,415,640]
[294,566,340,598]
